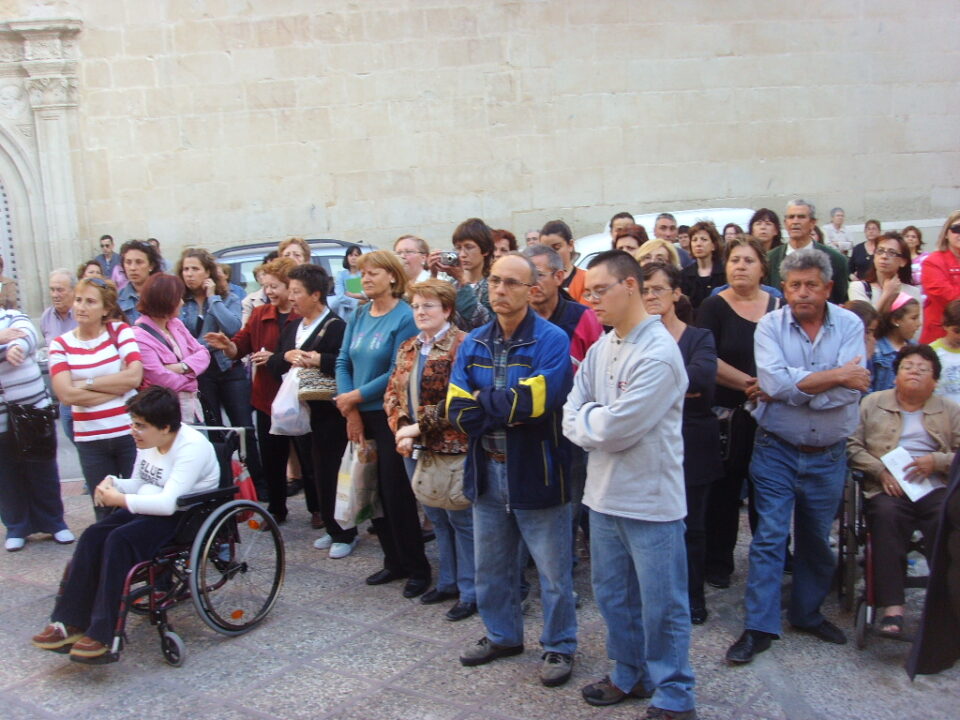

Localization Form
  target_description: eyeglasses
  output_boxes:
[949,224,960,234]
[410,302,441,311]
[582,279,624,302]
[899,362,933,375]
[874,248,902,258]
[395,250,424,257]
[641,286,672,297]
[488,275,534,290]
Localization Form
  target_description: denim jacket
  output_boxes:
[180,293,243,372]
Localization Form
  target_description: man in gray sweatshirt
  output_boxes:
[563,250,697,720]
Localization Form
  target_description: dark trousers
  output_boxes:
[865,487,946,607]
[52,509,181,644]
[705,409,756,579]
[308,401,355,543]
[254,408,291,521]
[198,363,265,493]
[291,434,319,514]
[361,409,430,581]
[685,481,711,609]
[76,435,137,521]
[0,431,68,538]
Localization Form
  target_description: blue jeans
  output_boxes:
[60,403,75,445]
[473,458,576,653]
[76,435,137,521]
[589,509,696,713]
[404,456,476,603]
[745,429,846,634]
[0,431,68,539]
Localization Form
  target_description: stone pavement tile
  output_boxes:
[375,601,484,643]
[320,687,467,720]
[233,664,374,719]
[234,607,375,661]
[280,560,361,600]
[318,584,419,625]
[166,643,291,694]
[311,628,447,680]
[389,651,514,705]
[0,698,60,720]
[79,681,263,720]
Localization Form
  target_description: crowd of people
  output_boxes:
[2,203,960,717]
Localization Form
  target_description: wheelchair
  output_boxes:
[104,426,284,666]
[836,471,929,650]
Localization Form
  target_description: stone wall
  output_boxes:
[1,0,959,309]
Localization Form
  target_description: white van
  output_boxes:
[573,208,755,268]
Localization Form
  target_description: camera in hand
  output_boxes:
[439,251,460,267]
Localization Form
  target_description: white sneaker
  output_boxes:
[329,538,358,559]
[313,533,332,550]
[53,529,76,545]
[5,538,25,552]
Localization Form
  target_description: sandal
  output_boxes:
[879,614,904,637]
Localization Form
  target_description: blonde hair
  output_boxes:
[76,277,123,322]
[634,238,681,268]
[935,210,960,252]
[394,234,430,255]
[277,237,311,263]
[357,249,408,298]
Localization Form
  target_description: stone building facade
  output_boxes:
[0,0,957,313]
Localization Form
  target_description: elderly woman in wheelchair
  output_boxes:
[848,344,960,637]
[32,387,220,663]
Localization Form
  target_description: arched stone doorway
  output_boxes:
[0,17,82,316]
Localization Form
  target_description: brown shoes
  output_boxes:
[31,622,84,652]
[68,636,110,663]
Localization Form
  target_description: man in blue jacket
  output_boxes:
[446,252,577,687]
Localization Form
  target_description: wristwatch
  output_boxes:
[85,377,93,388]
[180,362,189,374]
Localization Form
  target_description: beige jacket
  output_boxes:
[847,389,960,498]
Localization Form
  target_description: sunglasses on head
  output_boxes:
[86,277,107,288]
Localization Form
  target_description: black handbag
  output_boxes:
[4,399,59,461]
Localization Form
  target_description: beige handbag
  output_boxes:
[297,319,337,401]
[412,451,470,510]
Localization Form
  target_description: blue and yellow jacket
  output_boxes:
[445,309,573,510]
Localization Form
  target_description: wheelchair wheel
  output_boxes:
[840,481,859,612]
[854,598,868,650]
[161,630,185,667]
[189,500,284,636]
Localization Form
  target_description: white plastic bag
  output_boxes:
[269,371,311,436]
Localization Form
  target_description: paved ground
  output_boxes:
[1,442,958,719]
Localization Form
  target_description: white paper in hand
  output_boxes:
[880,446,938,502]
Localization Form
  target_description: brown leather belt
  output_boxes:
[485,450,506,463]
[769,431,830,454]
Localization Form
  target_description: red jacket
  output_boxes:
[921,250,960,344]
[231,303,300,414]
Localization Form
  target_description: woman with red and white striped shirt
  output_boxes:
[49,278,143,519]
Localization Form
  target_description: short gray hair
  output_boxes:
[495,251,539,283]
[786,198,816,219]
[522,244,564,274]
[830,207,844,217]
[780,247,832,284]
[49,268,76,287]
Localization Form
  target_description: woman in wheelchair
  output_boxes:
[848,344,960,637]
[31,386,220,664]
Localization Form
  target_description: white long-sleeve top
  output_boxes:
[114,423,220,516]
[562,315,688,522]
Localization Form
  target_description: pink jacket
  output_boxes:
[133,315,210,393]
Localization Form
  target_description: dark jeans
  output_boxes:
[308,401,354,543]
[0,431,68,538]
[705,408,756,579]
[292,434,319,514]
[198,362,264,493]
[254,408,291,521]
[684,482,710,610]
[52,509,181,644]
[76,435,137,521]
[361,409,430,581]
[865,487,946,607]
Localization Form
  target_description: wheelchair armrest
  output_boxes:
[176,486,239,509]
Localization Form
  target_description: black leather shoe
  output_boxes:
[285,478,303,497]
[365,569,405,586]
[690,605,708,625]
[402,578,430,598]
[725,630,774,664]
[791,619,847,645]
[446,601,478,621]
[420,588,458,605]
[706,573,731,589]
